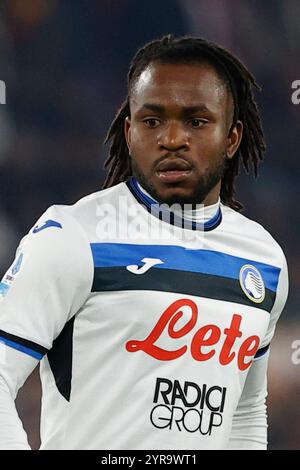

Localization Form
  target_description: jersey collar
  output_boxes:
[126,177,222,232]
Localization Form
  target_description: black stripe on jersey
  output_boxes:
[0,329,48,356]
[254,344,270,359]
[92,267,276,312]
[47,317,75,401]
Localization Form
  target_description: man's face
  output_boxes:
[124,62,243,206]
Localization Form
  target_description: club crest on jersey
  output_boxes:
[239,264,265,303]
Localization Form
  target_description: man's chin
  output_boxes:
[132,171,208,206]
[149,185,206,207]
[158,195,205,207]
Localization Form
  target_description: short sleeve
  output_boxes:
[260,251,289,348]
[0,205,93,359]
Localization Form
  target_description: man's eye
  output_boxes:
[144,119,160,128]
[190,119,207,128]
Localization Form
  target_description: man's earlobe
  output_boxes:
[227,120,243,159]
[124,116,131,151]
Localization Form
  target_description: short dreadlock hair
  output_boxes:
[103,35,266,211]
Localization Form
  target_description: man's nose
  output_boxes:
[157,121,189,151]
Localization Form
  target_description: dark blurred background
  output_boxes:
[0,0,299,450]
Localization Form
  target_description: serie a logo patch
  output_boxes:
[239,264,265,303]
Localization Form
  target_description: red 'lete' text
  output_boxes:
[126,298,260,371]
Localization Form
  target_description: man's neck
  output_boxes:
[136,180,221,223]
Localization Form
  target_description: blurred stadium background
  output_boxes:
[0,0,299,450]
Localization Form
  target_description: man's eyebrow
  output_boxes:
[137,103,212,114]
[137,103,165,113]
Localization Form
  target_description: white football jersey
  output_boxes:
[0,178,288,449]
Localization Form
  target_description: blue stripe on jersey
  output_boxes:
[0,336,43,360]
[90,243,281,293]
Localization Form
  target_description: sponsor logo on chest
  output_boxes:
[126,298,261,371]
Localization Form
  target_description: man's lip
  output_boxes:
[156,158,192,172]
[156,169,192,184]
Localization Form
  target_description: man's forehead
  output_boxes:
[130,63,229,109]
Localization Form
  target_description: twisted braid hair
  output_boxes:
[103,35,266,211]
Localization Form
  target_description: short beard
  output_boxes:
[130,154,227,208]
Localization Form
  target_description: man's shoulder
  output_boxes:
[21,184,126,252]
[55,182,125,217]
[41,182,126,229]
[221,204,286,267]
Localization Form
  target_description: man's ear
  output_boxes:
[124,116,131,153]
[227,120,243,159]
